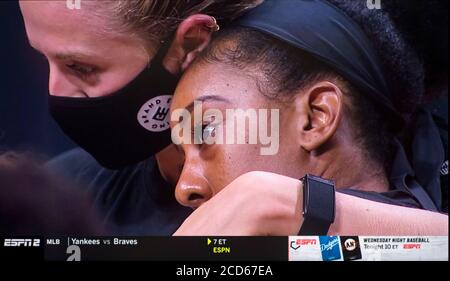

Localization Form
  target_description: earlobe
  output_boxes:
[297,82,343,152]
[163,14,218,73]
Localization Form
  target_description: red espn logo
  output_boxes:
[403,244,421,249]
[296,239,317,246]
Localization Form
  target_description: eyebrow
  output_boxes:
[29,41,95,61]
[184,95,231,113]
[54,52,93,61]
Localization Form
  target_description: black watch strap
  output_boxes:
[298,174,336,235]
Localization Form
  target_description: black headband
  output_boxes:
[235,0,404,129]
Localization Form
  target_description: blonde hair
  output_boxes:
[88,0,261,46]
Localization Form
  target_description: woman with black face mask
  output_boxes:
[18,0,447,236]
[19,0,259,235]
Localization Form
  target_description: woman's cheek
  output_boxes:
[202,144,238,194]
[221,145,257,181]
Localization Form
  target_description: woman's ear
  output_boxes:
[163,14,219,74]
[296,81,344,152]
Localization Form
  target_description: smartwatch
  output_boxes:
[298,174,336,235]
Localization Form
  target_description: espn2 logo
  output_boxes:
[4,239,40,247]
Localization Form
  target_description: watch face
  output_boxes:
[302,175,336,222]
[340,236,362,261]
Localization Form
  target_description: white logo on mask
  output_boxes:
[137,95,172,132]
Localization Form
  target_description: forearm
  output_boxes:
[329,192,448,235]
[174,172,448,236]
[261,173,448,236]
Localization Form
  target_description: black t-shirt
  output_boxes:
[46,148,422,236]
[46,148,192,235]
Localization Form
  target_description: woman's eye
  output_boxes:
[66,63,95,77]
[192,123,217,145]
[202,124,217,144]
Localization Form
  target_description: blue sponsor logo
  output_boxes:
[319,236,341,261]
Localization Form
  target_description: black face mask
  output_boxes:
[49,40,179,169]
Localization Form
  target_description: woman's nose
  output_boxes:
[48,64,84,97]
[175,165,213,209]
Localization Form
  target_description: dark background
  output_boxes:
[0,1,74,159]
